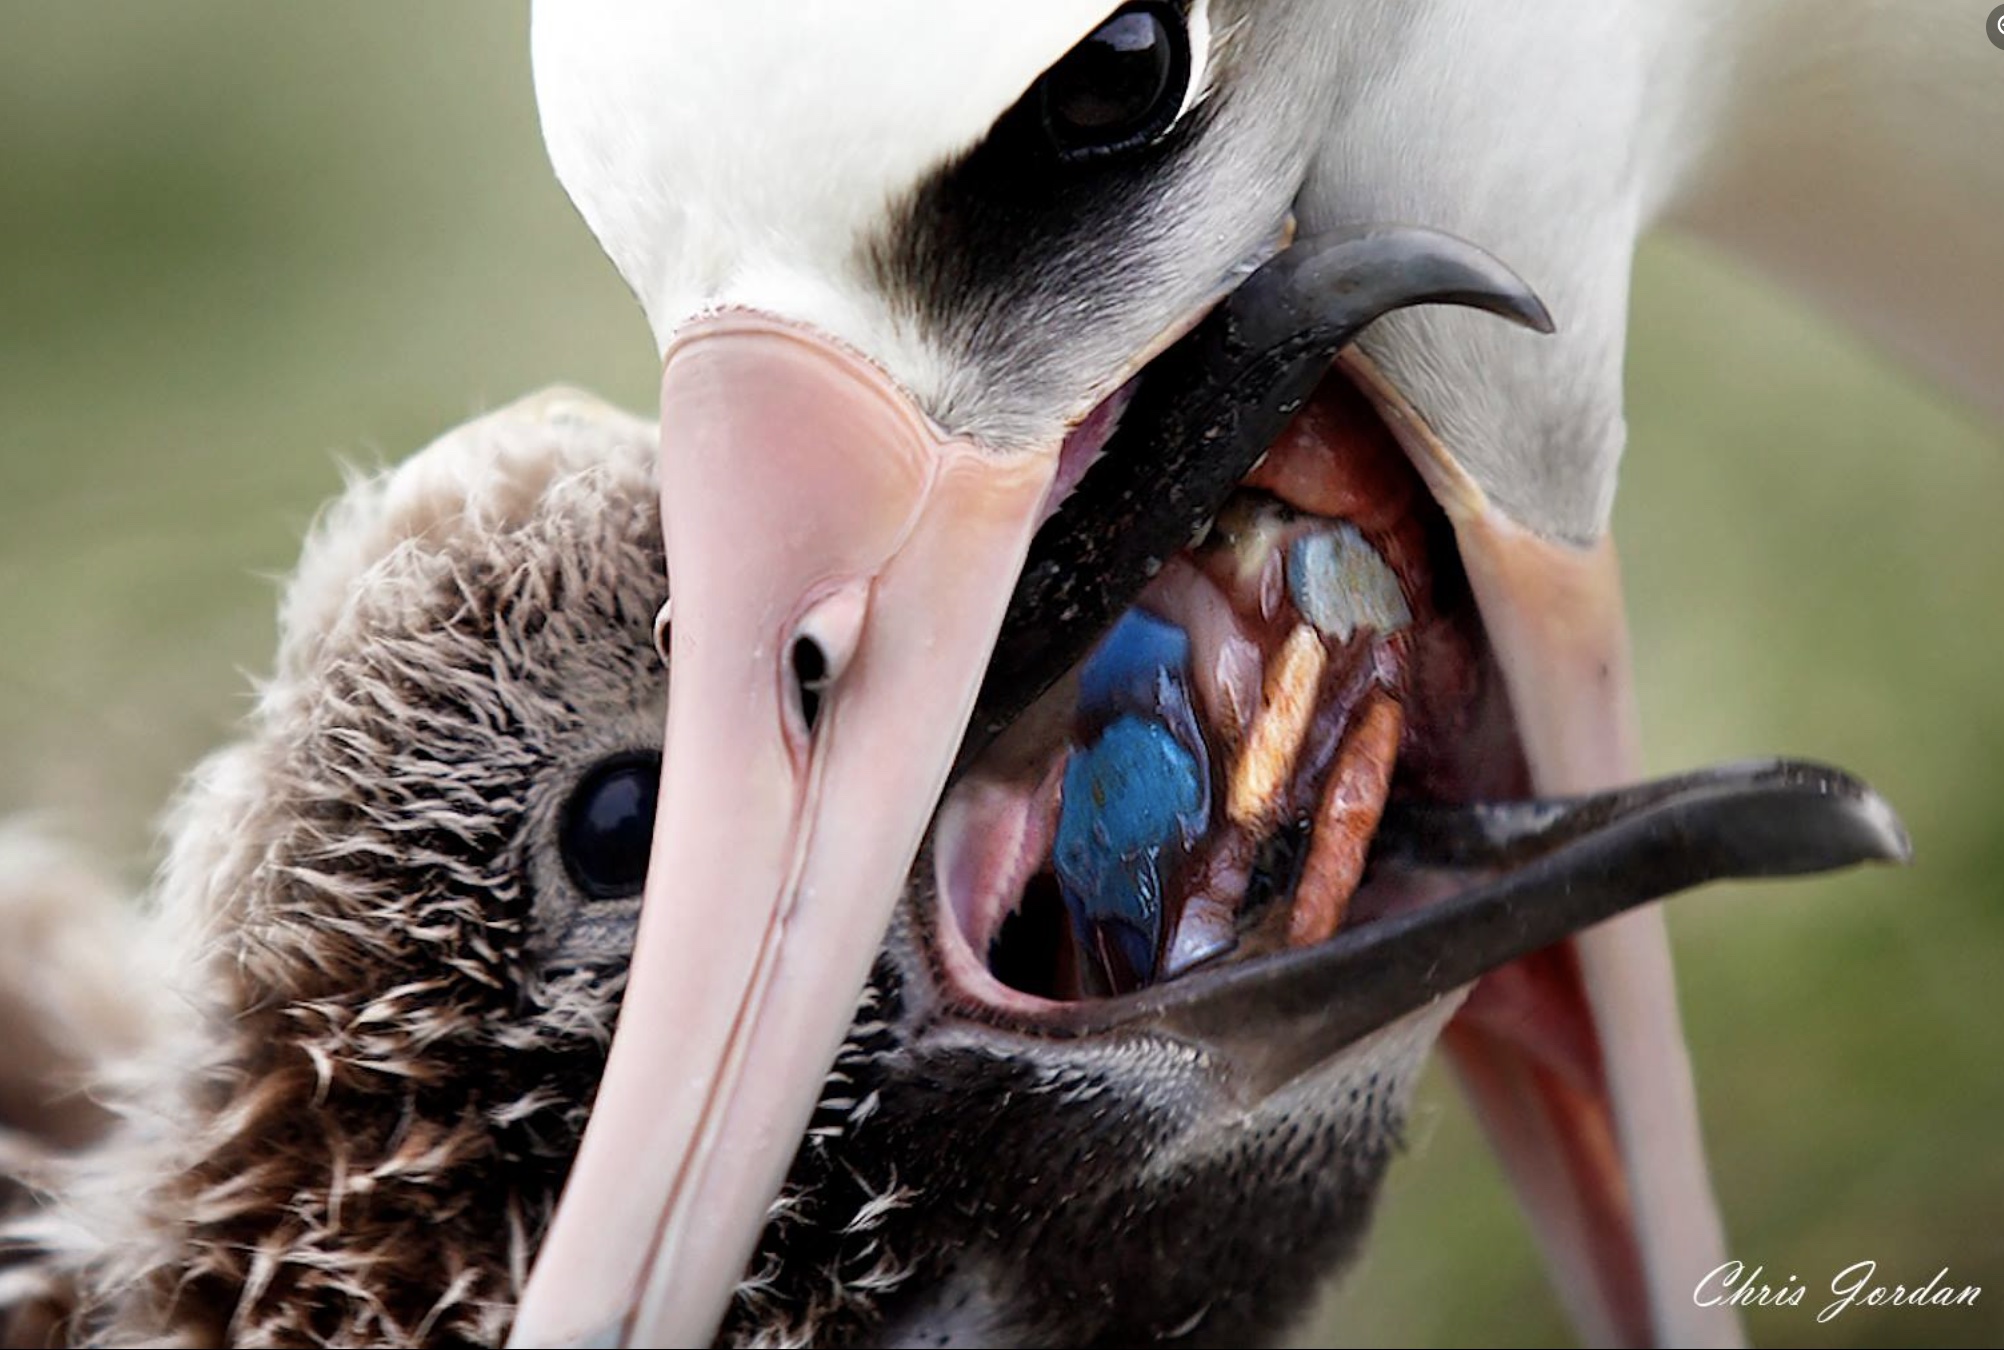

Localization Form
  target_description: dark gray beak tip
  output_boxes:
[1246,222,1559,350]
[1882,809,1917,866]
[1757,758,1913,870]
[1513,288,1558,336]
[1400,230,1553,335]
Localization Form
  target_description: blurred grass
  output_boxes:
[1,6,1997,1346]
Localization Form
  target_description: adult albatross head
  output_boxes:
[517,5,1913,1346]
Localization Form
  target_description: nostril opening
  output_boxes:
[791,582,866,739]
[791,635,830,732]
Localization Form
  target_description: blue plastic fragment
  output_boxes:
[1053,714,1207,988]
[1076,609,1192,728]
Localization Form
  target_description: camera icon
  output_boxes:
[1991,4,2004,48]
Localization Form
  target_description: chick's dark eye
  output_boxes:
[561,752,661,900]
[1038,3,1190,160]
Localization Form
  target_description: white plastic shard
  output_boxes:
[1288,523,1412,642]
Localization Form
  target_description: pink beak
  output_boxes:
[509,314,1057,1347]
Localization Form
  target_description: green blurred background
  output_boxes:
[0,6,1997,1346]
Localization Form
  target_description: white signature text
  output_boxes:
[1695,1260,1981,1323]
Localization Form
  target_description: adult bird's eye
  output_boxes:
[560,752,661,900]
[1037,3,1191,161]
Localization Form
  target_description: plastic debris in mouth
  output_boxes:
[945,370,1520,1007]
[1053,611,1212,993]
[1036,496,1421,996]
